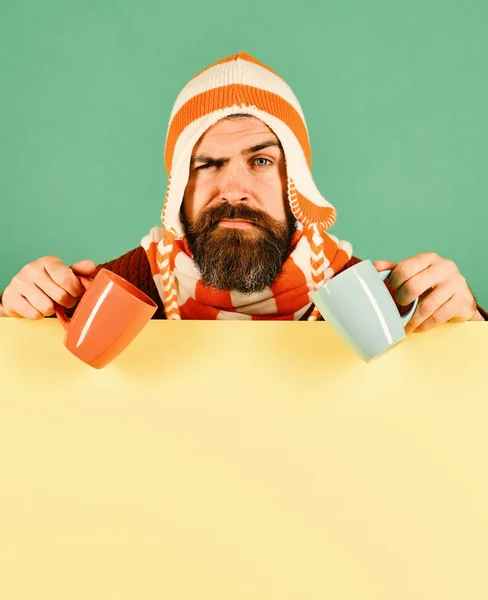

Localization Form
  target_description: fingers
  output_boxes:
[388,253,442,296]
[32,269,80,310]
[393,260,452,306]
[1,256,94,320]
[70,260,96,277]
[408,293,462,333]
[405,284,456,333]
[21,283,58,317]
[12,268,80,318]
[373,260,397,271]
[6,296,44,320]
[44,260,86,298]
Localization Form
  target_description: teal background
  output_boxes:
[1,0,487,307]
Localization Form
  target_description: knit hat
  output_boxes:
[142,51,353,320]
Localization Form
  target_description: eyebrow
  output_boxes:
[190,139,282,166]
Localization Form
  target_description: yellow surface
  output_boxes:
[1,318,488,600]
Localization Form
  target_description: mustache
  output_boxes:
[187,202,278,232]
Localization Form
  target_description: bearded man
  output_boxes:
[1,51,486,331]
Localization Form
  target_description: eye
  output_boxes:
[195,158,273,171]
[197,161,216,170]
[254,157,272,167]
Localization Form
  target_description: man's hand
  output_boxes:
[373,252,482,333]
[0,257,96,319]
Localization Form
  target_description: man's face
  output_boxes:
[181,115,296,294]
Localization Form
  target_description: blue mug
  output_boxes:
[311,260,419,362]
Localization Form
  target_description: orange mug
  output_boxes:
[55,268,158,369]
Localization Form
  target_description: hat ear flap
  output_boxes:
[160,229,181,320]
[288,177,337,229]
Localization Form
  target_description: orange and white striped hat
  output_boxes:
[142,51,352,320]
[163,50,338,237]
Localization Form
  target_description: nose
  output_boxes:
[220,183,249,204]
[218,163,251,204]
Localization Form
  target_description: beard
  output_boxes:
[180,202,297,294]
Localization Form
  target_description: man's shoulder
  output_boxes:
[95,246,166,319]
[94,246,147,277]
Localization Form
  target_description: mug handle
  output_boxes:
[54,275,92,331]
[377,269,419,327]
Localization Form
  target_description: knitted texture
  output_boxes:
[141,51,354,320]
[93,248,488,321]
[48,246,488,321]
[93,247,360,320]
[93,246,165,319]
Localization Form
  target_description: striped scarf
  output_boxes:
[141,51,353,320]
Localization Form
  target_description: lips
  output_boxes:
[218,219,256,228]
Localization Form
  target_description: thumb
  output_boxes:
[70,259,97,277]
[373,259,398,272]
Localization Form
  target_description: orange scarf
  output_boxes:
[142,222,352,320]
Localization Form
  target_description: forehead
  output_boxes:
[192,116,281,154]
